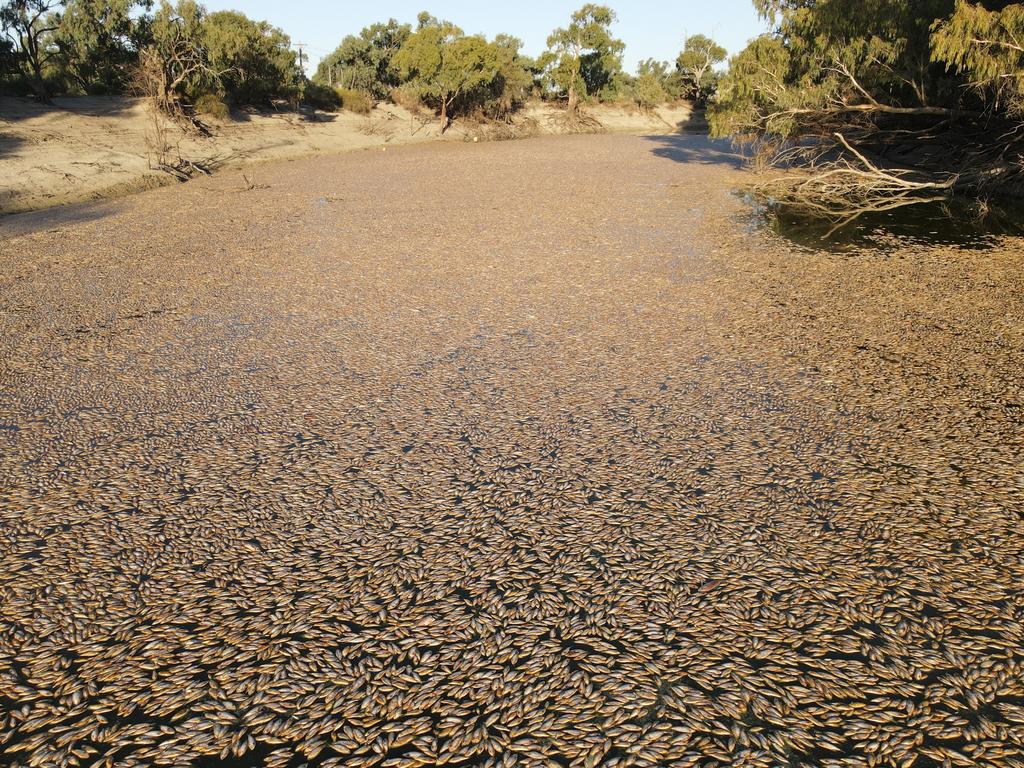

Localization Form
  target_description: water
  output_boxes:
[745,195,1024,252]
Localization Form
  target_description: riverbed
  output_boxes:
[1,134,1022,767]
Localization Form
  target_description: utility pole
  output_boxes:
[295,43,307,77]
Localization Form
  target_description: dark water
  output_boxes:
[745,195,1024,251]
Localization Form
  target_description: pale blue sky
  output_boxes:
[201,0,770,75]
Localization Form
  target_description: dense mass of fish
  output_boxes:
[1,134,1023,768]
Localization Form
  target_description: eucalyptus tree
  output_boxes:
[0,0,62,97]
[710,0,1024,222]
[541,4,624,113]
[315,19,411,99]
[675,34,726,102]
[202,10,298,105]
[392,14,500,130]
[51,0,151,94]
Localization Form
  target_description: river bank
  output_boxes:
[0,96,696,215]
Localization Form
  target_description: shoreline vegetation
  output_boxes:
[709,0,1024,227]
[1,2,721,214]
[0,96,698,215]
[4,1,1022,225]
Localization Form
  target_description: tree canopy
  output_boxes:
[541,4,624,113]
[313,19,410,99]
[392,15,532,129]
[0,3,709,123]
[1,0,62,96]
[51,0,148,94]
[676,34,726,102]
[201,10,297,105]
[710,0,1024,222]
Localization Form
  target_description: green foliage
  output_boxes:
[479,33,534,119]
[135,0,299,113]
[141,0,213,105]
[0,31,18,85]
[302,79,340,110]
[202,10,298,105]
[709,35,800,138]
[193,89,227,117]
[51,0,149,95]
[541,4,624,110]
[314,19,410,100]
[637,58,685,100]
[708,0,965,140]
[336,86,371,114]
[1,0,62,96]
[676,34,726,102]
[750,0,957,106]
[634,71,666,109]
[392,16,531,127]
[2,0,298,106]
[711,0,1024,141]
[932,0,1024,117]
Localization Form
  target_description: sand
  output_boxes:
[0,96,696,215]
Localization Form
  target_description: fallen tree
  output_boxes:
[711,0,1024,227]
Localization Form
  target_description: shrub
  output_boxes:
[194,92,230,119]
[304,81,340,111]
[634,73,666,110]
[336,87,372,115]
[389,82,423,112]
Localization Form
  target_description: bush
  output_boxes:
[304,81,341,111]
[194,92,230,119]
[389,82,423,112]
[634,73,667,110]
[336,87,372,115]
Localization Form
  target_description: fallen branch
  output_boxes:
[751,131,960,229]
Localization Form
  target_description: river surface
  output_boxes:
[1,134,1023,767]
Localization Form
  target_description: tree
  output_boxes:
[932,0,1024,118]
[675,34,726,102]
[134,0,212,117]
[481,33,534,119]
[202,10,298,105]
[314,19,410,100]
[634,70,666,109]
[0,0,62,97]
[0,35,15,83]
[637,58,684,100]
[709,0,1024,225]
[392,14,504,131]
[52,0,150,94]
[541,4,624,114]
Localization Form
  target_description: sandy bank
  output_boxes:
[0,97,696,215]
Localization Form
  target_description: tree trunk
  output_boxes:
[567,84,579,115]
[439,98,449,133]
[25,36,48,100]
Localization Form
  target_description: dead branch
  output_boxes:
[751,130,960,225]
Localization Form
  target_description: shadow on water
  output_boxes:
[744,194,1024,252]
[643,134,745,169]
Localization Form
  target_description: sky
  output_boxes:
[201,0,770,76]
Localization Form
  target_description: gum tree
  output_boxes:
[541,4,624,114]
[675,34,726,102]
[392,13,500,131]
[0,0,62,97]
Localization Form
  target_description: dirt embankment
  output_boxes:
[0,97,698,215]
